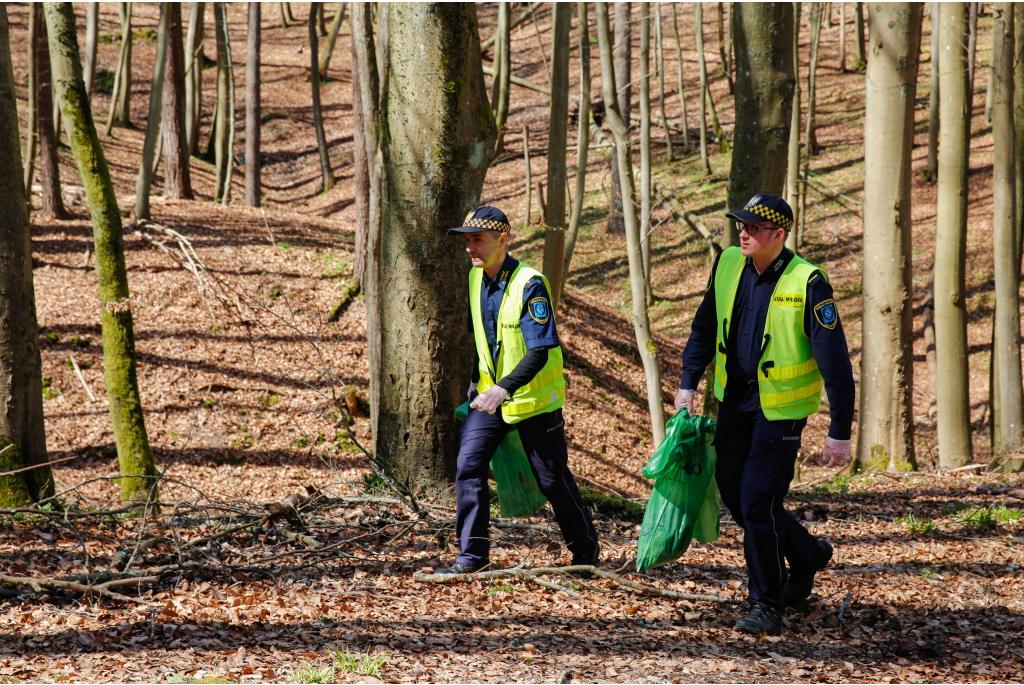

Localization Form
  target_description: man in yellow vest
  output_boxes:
[439,206,599,575]
[676,194,855,634]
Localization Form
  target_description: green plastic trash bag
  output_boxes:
[636,409,720,571]
[455,402,548,518]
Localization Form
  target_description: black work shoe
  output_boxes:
[570,542,600,579]
[435,561,489,575]
[782,537,834,607]
[735,601,783,635]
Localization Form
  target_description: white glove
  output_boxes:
[470,385,509,414]
[467,381,477,400]
[674,388,696,414]
[822,437,852,468]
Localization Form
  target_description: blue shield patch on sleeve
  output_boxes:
[528,297,550,324]
[814,299,838,330]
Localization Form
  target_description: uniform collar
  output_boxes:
[482,254,519,288]
[746,248,794,284]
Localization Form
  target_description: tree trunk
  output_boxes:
[213,2,234,204]
[116,2,133,125]
[563,0,590,279]
[991,2,1024,460]
[852,1,866,70]
[351,6,367,287]
[378,3,496,492]
[245,2,261,207]
[523,123,532,225]
[727,3,794,253]
[543,2,571,311]
[806,2,822,156]
[163,2,191,200]
[318,3,346,81]
[1016,4,1024,267]
[596,1,666,446]
[839,2,846,72]
[671,3,690,152]
[705,76,729,153]
[318,2,327,36]
[84,3,99,96]
[184,2,205,156]
[375,3,389,99]
[925,2,940,182]
[134,3,170,223]
[285,2,296,23]
[23,4,37,206]
[856,2,921,472]
[786,1,802,253]
[717,2,733,93]
[967,2,978,88]
[105,3,132,136]
[695,3,712,176]
[606,1,631,236]
[654,5,673,162]
[934,1,972,469]
[309,3,334,194]
[490,2,511,158]
[279,2,288,28]
[37,5,66,220]
[0,5,53,506]
[639,3,652,300]
[984,61,994,126]
[45,1,159,503]
[352,0,382,462]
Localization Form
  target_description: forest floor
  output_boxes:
[2,2,1023,683]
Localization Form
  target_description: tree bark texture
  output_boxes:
[563,0,590,278]
[925,2,939,181]
[350,7,368,287]
[786,2,802,253]
[45,1,159,503]
[1017,4,1024,268]
[134,3,170,222]
[23,4,37,201]
[162,3,191,200]
[990,2,1023,459]
[376,3,390,99]
[967,2,977,88]
[184,2,205,156]
[543,2,571,311]
[671,4,690,152]
[639,3,652,298]
[695,3,712,177]
[805,2,822,156]
[309,3,334,193]
[839,1,846,72]
[35,5,67,220]
[523,124,532,225]
[856,2,921,472]
[378,3,496,492]
[245,2,261,207]
[116,2,133,125]
[853,1,866,69]
[727,3,795,251]
[84,3,98,95]
[606,1,630,235]
[319,3,346,80]
[213,2,234,204]
[596,1,666,446]
[717,2,733,92]
[0,5,53,505]
[654,5,672,161]
[490,2,511,157]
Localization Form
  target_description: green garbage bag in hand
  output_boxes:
[636,409,720,571]
[455,402,547,518]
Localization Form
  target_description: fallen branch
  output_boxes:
[651,182,722,254]
[69,353,97,402]
[328,278,361,322]
[0,574,157,605]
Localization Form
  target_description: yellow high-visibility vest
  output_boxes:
[712,247,826,420]
[470,263,565,423]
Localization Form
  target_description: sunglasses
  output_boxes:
[738,222,781,236]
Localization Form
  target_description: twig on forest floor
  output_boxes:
[0,574,158,605]
[68,353,97,402]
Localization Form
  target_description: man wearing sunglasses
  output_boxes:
[675,194,855,634]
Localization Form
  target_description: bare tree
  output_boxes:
[967,2,978,87]
[104,3,132,135]
[134,3,170,222]
[318,3,346,80]
[543,2,571,310]
[855,2,921,472]
[350,7,368,287]
[925,2,940,182]
[0,4,53,506]
[839,1,846,72]
[596,1,665,445]
[35,4,66,220]
[717,2,733,93]
[805,2,823,156]
[523,124,533,225]
[695,3,712,176]
[84,3,99,95]
[991,2,1023,463]
[490,2,511,157]
[671,3,690,152]
[563,1,590,278]
[654,5,672,161]
[115,2,133,125]
[606,1,631,235]
[212,1,234,204]
[639,2,653,299]
[184,2,205,156]
[162,3,191,199]
[245,2,261,207]
[23,4,37,202]
[1016,2,1024,266]
[786,2,802,253]
[934,1,972,468]
[309,3,334,193]
[45,1,159,503]
[852,1,866,70]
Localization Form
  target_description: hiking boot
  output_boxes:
[735,601,783,635]
[435,561,489,575]
[783,537,834,607]
[570,542,600,579]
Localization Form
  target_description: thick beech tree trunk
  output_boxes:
[934,2,972,469]
[184,2,205,156]
[786,2,802,253]
[991,2,1023,462]
[134,3,170,222]
[36,5,67,220]
[671,4,690,152]
[245,2,261,207]
[378,3,496,492]
[727,3,795,251]
[84,3,99,95]
[926,2,940,181]
[606,1,630,235]
[1016,5,1024,265]
[213,2,234,204]
[163,3,191,199]
[695,3,712,176]
[563,1,590,278]
[490,2,511,157]
[856,2,921,472]
[543,2,571,311]
[0,6,52,506]
[45,1,159,503]
[596,1,665,446]
[309,4,334,194]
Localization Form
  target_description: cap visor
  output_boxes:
[447,226,487,236]
[725,209,763,225]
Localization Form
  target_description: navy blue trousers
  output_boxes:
[714,402,817,610]
[455,407,598,566]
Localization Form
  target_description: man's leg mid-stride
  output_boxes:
[453,408,510,568]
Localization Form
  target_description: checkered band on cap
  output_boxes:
[462,214,511,233]
[744,202,793,231]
